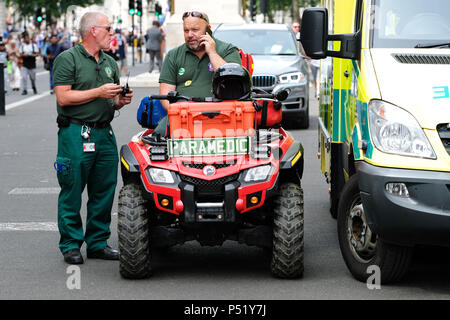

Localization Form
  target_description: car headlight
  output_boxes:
[148,168,175,184]
[243,165,272,182]
[278,72,305,84]
[368,100,436,159]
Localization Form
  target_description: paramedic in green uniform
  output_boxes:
[53,12,133,264]
[155,11,241,135]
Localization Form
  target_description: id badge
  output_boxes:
[83,142,95,152]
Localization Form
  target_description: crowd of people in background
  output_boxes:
[0,22,166,96]
[0,28,77,95]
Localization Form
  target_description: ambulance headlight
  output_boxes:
[148,168,175,184]
[243,165,272,182]
[368,100,436,159]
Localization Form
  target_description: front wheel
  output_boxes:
[271,183,304,278]
[337,174,412,284]
[118,183,152,279]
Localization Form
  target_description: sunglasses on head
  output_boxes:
[182,11,209,23]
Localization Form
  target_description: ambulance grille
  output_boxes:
[252,76,276,87]
[437,123,450,155]
[393,54,450,64]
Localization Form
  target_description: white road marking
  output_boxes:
[8,187,60,195]
[6,90,52,111]
[0,222,58,231]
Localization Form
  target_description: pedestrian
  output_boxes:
[52,12,133,265]
[115,29,128,76]
[154,10,241,135]
[159,23,167,63]
[0,41,9,93]
[310,58,320,98]
[146,20,163,73]
[45,34,62,94]
[6,39,21,91]
[291,21,301,40]
[19,32,38,95]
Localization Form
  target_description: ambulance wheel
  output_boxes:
[337,174,413,284]
[118,183,152,279]
[271,183,304,278]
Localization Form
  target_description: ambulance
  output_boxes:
[300,0,450,283]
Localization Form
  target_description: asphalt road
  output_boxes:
[0,74,449,300]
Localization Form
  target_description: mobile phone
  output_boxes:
[205,26,212,36]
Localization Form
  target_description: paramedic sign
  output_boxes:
[168,136,251,157]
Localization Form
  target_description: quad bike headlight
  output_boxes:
[368,100,436,159]
[243,165,272,182]
[148,168,175,184]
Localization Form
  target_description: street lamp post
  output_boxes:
[0,63,5,116]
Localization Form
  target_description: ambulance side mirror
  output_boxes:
[300,7,361,60]
[300,8,329,59]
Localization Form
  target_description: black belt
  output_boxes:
[69,118,111,129]
[57,115,111,129]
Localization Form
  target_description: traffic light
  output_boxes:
[128,0,135,15]
[250,0,257,19]
[136,0,142,16]
[155,3,162,17]
[35,8,43,26]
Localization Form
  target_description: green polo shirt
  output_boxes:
[159,38,241,97]
[53,44,120,123]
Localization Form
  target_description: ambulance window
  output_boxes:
[371,0,450,48]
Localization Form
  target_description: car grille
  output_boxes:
[180,173,240,195]
[252,75,276,87]
[182,161,237,170]
[393,54,450,64]
[437,123,450,155]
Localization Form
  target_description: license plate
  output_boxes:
[168,136,251,157]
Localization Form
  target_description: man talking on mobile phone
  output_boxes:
[154,11,242,135]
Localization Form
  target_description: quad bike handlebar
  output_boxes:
[150,89,290,104]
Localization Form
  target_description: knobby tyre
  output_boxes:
[271,182,304,278]
[118,183,152,279]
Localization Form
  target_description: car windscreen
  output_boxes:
[371,0,450,48]
[214,29,297,55]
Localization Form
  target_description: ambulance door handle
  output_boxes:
[344,71,350,78]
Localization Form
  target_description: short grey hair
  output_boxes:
[79,12,108,38]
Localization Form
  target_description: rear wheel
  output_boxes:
[118,183,152,279]
[298,106,309,129]
[337,174,413,284]
[271,183,304,278]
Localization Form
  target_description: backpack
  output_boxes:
[239,48,254,76]
[137,97,167,129]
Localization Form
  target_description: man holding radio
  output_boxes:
[154,11,241,135]
[53,12,133,264]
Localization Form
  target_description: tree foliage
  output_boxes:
[6,0,104,20]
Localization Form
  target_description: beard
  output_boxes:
[187,43,200,51]
[186,37,203,52]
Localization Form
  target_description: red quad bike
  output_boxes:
[118,64,305,279]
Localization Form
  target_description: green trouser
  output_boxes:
[56,123,118,254]
[153,115,169,136]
